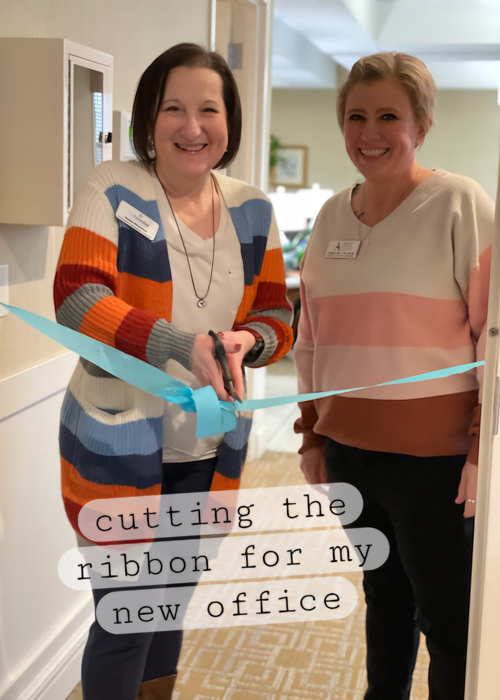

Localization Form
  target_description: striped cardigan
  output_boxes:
[54,160,293,534]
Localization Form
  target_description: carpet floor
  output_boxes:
[67,449,430,700]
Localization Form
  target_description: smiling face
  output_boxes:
[153,65,228,181]
[343,77,426,184]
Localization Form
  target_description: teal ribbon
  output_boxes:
[2,302,484,438]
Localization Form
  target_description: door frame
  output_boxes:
[212,0,273,189]
[465,163,500,700]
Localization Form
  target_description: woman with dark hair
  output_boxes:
[54,43,292,700]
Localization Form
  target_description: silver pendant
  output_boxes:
[197,299,208,308]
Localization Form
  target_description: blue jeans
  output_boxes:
[325,438,473,700]
[81,457,217,700]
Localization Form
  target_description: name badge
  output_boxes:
[116,201,159,240]
[325,240,361,259]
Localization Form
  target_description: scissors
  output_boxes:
[208,330,243,403]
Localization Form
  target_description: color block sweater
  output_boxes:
[294,170,493,463]
[54,160,293,534]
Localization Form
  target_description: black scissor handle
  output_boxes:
[208,330,243,403]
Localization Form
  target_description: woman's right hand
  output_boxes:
[190,333,239,401]
[300,446,327,485]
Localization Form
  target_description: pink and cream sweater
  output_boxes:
[294,170,493,463]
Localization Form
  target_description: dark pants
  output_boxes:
[325,438,473,700]
[81,457,217,700]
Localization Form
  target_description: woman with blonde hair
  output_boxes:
[295,52,492,699]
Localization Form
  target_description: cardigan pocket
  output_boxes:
[61,362,164,491]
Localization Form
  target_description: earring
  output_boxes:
[147,135,156,159]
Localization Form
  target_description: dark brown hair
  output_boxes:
[132,43,241,169]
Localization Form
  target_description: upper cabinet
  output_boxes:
[0,39,113,226]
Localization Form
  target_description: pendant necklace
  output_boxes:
[353,184,373,247]
[160,171,216,308]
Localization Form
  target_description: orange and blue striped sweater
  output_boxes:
[54,160,293,534]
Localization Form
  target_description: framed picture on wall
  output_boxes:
[272,146,308,188]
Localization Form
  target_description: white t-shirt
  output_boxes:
[153,175,245,462]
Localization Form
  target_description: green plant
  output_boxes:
[269,134,281,169]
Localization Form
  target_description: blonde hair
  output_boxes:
[337,52,437,134]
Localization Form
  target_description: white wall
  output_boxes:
[271,87,500,200]
[0,2,211,698]
[0,0,210,381]
[270,88,359,194]
[0,354,89,700]
[420,90,500,201]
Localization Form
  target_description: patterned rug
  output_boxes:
[67,450,430,699]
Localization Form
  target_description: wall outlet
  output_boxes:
[0,265,9,317]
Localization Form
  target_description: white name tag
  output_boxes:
[116,201,159,240]
[325,240,361,259]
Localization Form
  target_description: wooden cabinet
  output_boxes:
[0,39,113,226]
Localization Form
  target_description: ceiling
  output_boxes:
[272,0,500,91]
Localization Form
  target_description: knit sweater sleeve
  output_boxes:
[234,205,294,367]
[452,178,494,464]
[53,169,196,369]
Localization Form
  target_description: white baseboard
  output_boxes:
[1,596,93,700]
[0,351,87,700]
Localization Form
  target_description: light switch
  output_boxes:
[0,265,9,317]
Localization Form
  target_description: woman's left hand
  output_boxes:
[455,460,478,518]
[217,330,256,400]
